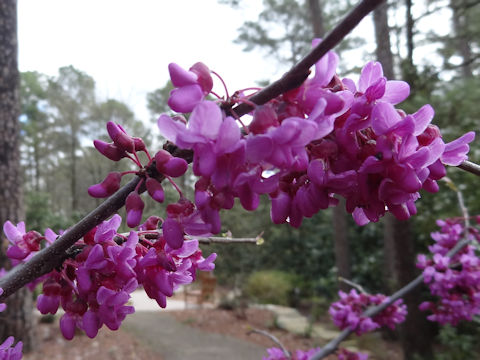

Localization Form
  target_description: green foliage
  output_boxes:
[243,270,295,305]
[434,324,480,360]
[25,192,73,232]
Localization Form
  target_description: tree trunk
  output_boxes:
[373,1,394,79]
[333,198,351,291]
[0,0,35,351]
[308,0,325,38]
[373,2,434,358]
[450,0,473,78]
[385,215,435,359]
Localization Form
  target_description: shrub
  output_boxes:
[244,270,295,306]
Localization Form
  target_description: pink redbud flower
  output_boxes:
[168,62,213,113]
[0,336,23,360]
[146,178,165,203]
[125,192,145,228]
[88,172,122,198]
[93,140,126,161]
[329,289,406,335]
[106,121,135,153]
[155,150,188,177]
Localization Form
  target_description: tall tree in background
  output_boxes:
[47,66,95,214]
[20,71,50,192]
[374,2,434,358]
[448,0,478,77]
[0,0,35,351]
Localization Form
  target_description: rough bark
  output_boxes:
[0,0,35,351]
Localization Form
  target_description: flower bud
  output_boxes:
[106,122,135,153]
[163,157,188,177]
[155,149,172,168]
[133,137,146,152]
[125,192,145,228]
[162,218,184,249]
[190,62,213,93]
[88,172,122,198]
[146,178,165,203]
[93,140,126,161]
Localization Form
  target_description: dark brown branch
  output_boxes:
[457,160,480,177]
[0,176,141,300]
[231,0,385,118]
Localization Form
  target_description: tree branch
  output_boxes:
[457,160,480,177]
[310,226,475,359]
[0,176,141,300]
[231,0,386,118]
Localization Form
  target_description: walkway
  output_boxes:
[125,290,266,360]
[123,312,267,360]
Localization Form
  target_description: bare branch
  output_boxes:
[231,0,386,118]
[457,160,480,177]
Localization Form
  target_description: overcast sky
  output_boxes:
[18,0,281,122]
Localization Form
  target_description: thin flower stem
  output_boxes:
[211,70,229,99]
[457,160,480,177]
[230,0,385,118]
[248,328,291,360]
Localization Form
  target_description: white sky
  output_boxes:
[18,1,442,124]
[18,0,281,122]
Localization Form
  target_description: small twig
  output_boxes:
[230,0,385,118]
[248,328,291,360]
[457,160,480,177]
[115,232,259,245]
[193,236,259,245]
[338,277,368,294]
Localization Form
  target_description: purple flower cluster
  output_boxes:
[3,216,215,340]
[157,41,474,232]
[263,347,368,360]
[417,217,480,325]
[329,289,407,335]
[0,289,23,359]
[90,121,189,230]
[0,336,22,360]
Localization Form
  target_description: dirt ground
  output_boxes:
[24,319,161,360]
[22,306,401,360]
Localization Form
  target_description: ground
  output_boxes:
[24,319,161,360]
[22,306,401,360]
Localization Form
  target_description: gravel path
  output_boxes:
[123,311,267,360]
